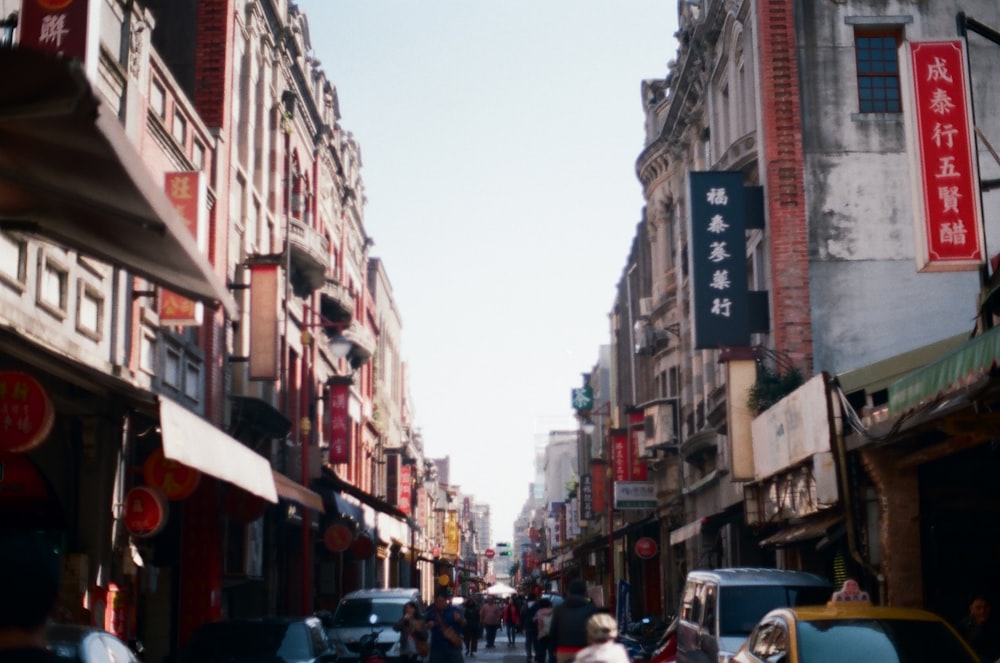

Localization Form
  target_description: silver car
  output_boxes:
[324,588,422,663]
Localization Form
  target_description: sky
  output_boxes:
[295,1,679,544]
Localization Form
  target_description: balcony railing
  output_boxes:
[287,218,329,295]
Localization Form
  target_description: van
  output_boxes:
[324,588,422,663]
[675,568,832,663]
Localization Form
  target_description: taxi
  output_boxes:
[731,580,979,663]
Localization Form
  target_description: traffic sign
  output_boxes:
[484,548,496,559]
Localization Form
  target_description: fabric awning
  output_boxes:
[889,325,1000,414]
[670,517,703,546]
[758,511,844,548]
[0,48,237,318]
[272,471,324,513]
[332,492,364,523]
[158,397,277,503]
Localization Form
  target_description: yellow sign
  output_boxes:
[438,574,450,587]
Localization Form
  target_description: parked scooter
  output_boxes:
[358,613,388,663]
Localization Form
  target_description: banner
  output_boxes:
[248,264,280,380]
[327,378,351,464]
[688,171,750,349]
[903,40,984,271]
[628,411,648,481]
[580,473,594,522]
[159,172,207,325]
[612,429,629,482]
[399,463,412,515]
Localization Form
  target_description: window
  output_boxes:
[140,330,157,374]
[0,231,26,289]
[151,81,166,118]
[855,32,901,113]
[173,111,188,145]
[193,140,206,171]
[38,254,68,317]
[76,282,104,340]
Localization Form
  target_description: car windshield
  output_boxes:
[719,586,831,636]
[182,622,312,661]
[332,599,410,627]
[795,618,976,663]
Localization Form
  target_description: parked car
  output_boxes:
[47,624,140,663]
[178,616,336,663]
[675,568,832,663]
[324,588,422,663]
[731,584,978,663]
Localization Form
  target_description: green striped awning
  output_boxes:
[888,325,1000,414]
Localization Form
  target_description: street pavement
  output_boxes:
[461,632,529,663]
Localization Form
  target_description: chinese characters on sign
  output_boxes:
[905,40,984,271]
[327,379,351,464]
[580,474,594,522]
[20,0,92,62]
[0,371,55,453]
[688,172,751,349]
[159,172,207,325]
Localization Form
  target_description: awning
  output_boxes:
[670,517,703,546]
[158,397,277,502]
[273,471,324,513]
[889,325,1000,414]
[0,48,237,318]
[759,511,844,548]
[332,492,364,523]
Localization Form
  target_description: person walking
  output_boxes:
[463,597,481,657]
[573,613,630,663]
[956,592,1000,663]
[479,596,504,649]
[521,592,540,663]
[548,579,597,663]
[424,589,466,663]
[532,596,555,663]
[0,530,63,663]
[503,596,520,646]
[394,600,429,663]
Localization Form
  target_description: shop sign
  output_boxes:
[123,486,168,538]
[612,429,629,482]
[159,172,207,325]
[248,264,280,380]
[323,519,354,553]
[19,0,95,65]
[613,481,655,509]
[571,386,594,412]
[687,171,750,349]
[628,411,648,481]
[635,537,658,560]
[904,40,984,272]
[580,474,594,522]
[327,378,351,464]
[0,371,55,452]
[398,463,412,515]
[142,447,200,500]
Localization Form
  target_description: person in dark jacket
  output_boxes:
[520,594,539,662]
[548,580,597,663]
[0,530,63,663]
[463,597,481,657]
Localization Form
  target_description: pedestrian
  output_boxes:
[521,592,540,663]
[424,589,466,663]
[573,613,630,663]
[0,530,63,662]
[394,600,429,663]
[503,596,521,646]
[548,579,597,663]
[955,592,1000,663]
[479,596,504,649]
[463,597,481,657]
[532,596,555,663]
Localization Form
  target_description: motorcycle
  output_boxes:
[623,617,677,663]
[358,613,388,663]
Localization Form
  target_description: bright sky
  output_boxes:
[296,1,678,544]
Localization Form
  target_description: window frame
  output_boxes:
[854,29,903,114]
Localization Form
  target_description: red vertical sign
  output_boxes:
[399,464,412,515]
[159,172,206,325]
[628,411,648,481]
[327,379,350,464]
[612,429,629,482]
[906,40,984,271]
[590,462,607,516]
[19,0,91,60]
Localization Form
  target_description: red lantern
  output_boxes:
[123,487,168,538]
[323,520,354,553]
[143,447,200,500]
[0,371,55,453]
[223,485,269,523]
[635,537,658,560]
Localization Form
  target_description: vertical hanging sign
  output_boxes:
[19,0,98,75]
[903,40,984,272]
[159,172,207,325]
[248,264,280,380]
[611,429,630,482]
[628,410,648,481]
[688,171,750,349]
[398,463,412,515]
[327,378,351,464]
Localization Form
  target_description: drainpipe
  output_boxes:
[826,373,885,604]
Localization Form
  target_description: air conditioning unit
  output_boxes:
[638,297,653,318]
